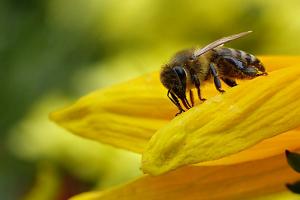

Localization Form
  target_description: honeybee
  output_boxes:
[160,31,267,116]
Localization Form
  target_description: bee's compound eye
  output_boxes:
[173,66,186,81]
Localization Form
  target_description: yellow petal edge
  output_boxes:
[142,66,300,175]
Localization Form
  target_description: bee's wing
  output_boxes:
[193,31,252,57]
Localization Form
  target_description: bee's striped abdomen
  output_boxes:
[214,47,259,64]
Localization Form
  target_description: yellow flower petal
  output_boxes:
[49,72,224,153]
[50,56,299,154]
[201,128,300,166]
[50,72,173,153]
[259,56,300,71]
[142,66,300,175]
[70,153,300,200]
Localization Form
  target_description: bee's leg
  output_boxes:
[210,63,225,93]
[167,90,185,115]
[180,96,191,110]
[189,90,194,107]
[222,56,267,77]
[221,77,237,87]
[190,71,206,102]
[196,86,206,102]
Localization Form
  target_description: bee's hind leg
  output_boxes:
[221,77,237,87]
[210,63,225,93]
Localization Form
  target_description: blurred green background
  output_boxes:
[2,0,300,199]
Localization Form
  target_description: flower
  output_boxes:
[50,56,300,199]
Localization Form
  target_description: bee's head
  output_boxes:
[160,65,191,108]
[160,65,187,98]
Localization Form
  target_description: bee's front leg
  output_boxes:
[210,63,225,93]
[175,110,184,116]
[167,90,185,116]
